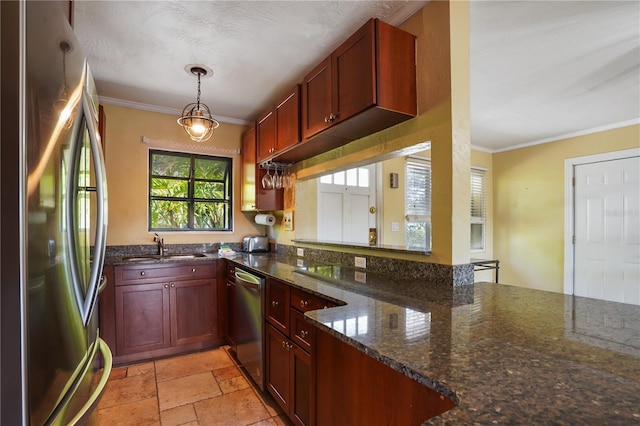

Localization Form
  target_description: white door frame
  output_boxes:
[563,147,640,295]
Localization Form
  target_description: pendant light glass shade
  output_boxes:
[177,66,219,142]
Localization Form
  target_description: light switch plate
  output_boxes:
[391,222,399,232]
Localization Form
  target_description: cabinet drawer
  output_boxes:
[291,287,334,313]
[116,262,214,284]
[226,262,235,283]
[291,308,314,353]
[266,278,290,334]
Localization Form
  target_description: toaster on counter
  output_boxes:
[242,235,269,253]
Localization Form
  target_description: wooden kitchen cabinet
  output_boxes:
[316,328,455,425]
[241,125,283,212]
[278,18,415,164]
[109,261,220,365]
[265,279,335,426]
[257,85,301,163]
[266,323,313,426]
[265,277,290,334]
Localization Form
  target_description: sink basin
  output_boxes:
[122,253,207,262]
[122,255,161,262]
[164,253,207,259]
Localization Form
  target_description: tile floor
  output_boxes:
[94,347,292,426]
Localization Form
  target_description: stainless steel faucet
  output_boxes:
[153,233,165,256]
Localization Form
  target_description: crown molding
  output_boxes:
[98,96,252,126]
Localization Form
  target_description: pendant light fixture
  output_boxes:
[177,66,219,142]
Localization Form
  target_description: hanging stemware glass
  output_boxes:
[283,168,292,189]
[261,165,273,189]
[274,165,283,189]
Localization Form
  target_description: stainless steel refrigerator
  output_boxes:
[1,1,112,424]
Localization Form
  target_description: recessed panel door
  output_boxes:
[574,156,640,305]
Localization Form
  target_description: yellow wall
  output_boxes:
[102,104,264,246]
[493,124,640,293]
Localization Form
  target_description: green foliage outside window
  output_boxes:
[149,150,232,231]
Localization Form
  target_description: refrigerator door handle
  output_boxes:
[65,338,113,425]
[66,87,108,326]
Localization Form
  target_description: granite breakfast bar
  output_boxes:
[230,253,640,425]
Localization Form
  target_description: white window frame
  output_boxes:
[470,166,487,252]
[405,157,431,251]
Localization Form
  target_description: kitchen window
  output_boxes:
[470,167,487,251]
[148,150,232,231]
[405,157,431,251]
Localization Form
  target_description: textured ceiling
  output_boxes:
[73,1,640,152]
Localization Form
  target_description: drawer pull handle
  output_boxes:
[140,271,145,276]
[271,301,279,308]
[300,330,308,338]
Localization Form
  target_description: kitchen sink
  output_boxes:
[122,253,207,262]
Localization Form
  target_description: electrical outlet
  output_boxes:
[354,271,367,283]
[391,222,399,232]
[297,248,304,257]
[354,256,366,269]
[297,258,304,267]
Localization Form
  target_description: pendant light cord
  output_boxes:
[196,72,202,109]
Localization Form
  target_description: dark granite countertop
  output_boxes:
[228,253,640,425]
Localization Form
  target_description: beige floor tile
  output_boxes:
[254,389,284,417]
[96,396,159,425]
[249,416,292,426]
[109,366,128,380]
[212,365,243,381]
[194,388,270,426]
[160,404,198,426]
[248,419,277,426]
[157,371,222,411]
[126,361,155,377]
[97,370,157,410]
[272,414,294,426]
[155,349,235,382]
[218,374,251,394]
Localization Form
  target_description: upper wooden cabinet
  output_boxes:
[241,125,283,211]
[257,85,301,163]
[276,18,416,163]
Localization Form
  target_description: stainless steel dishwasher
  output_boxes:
[234,268,266,391]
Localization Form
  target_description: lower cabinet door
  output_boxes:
[170,279,216,346]
[266,324,291,413]
[115,283,170,355]
[291,344,313,426]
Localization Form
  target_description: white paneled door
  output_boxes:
[573,155,640,305]
[318,165,377,244]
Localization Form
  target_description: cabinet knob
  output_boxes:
[329,113,337,121]
[140,271,145,276]
[300,330,308,338]
[192,268,196,273]
[324,116,330,123]
[170,283,175,288]
[281,340,286,349]
[164,284,169,289]
[271,300,279,308]
[300,300,309,308]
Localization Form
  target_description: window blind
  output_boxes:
[405,158,431,221]
[470,168,486,223]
